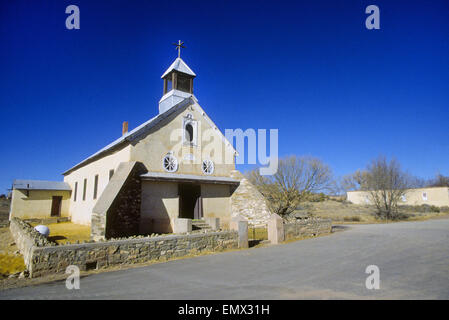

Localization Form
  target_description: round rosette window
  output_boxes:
[202,159,214,175]
[163,153,178,172]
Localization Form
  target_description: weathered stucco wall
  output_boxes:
[63,101,237,228]
[130,102,236,177]
[347,187,449,207]
[140,181,179,234]
[201,184,232,229]
[63,145,131,225]
[140,181,233,233]
[9,189,71,220]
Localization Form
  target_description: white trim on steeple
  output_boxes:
[161,57,196,78]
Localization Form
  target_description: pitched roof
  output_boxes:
[62,97,194,176]
[161,58,196,78]
[63,95,238,176]
[13,179,71,191]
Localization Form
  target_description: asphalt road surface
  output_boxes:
[1,219,448,299]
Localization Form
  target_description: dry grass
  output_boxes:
[0,227,26,277]
[0,254,26,275]
[248,227,268,240]
[296,200,378,224]
[30,222,91,245]
[295,200,449,224]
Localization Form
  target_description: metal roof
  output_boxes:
[13,179,71,191]
[161,58,196,78]
[140,172,240,185]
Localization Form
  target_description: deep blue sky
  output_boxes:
[1,0,448,194]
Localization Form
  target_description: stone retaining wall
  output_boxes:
[9,218,53,268]
[283,218,332,241]
[10,218,238,278]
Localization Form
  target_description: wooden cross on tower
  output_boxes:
[173,40,185,58]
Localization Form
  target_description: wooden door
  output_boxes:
[51,196,62,217]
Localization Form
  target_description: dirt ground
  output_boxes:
[0,227,26,278]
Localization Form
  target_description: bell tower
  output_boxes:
[159,40,196,114]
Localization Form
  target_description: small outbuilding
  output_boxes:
[9,180,71,220]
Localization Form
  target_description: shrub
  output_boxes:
[343,216,361,222]
[401,204,439,213]
[429,205,440,213]
[440,206,449,213]
[307,193,328,202]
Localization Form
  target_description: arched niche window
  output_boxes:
[185,123,194,143]
[183,114,197,146]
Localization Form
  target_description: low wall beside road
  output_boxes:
[283,218,332,241]
[10,218,239,278]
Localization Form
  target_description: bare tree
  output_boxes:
[429,173,449,187]
[365,156,411,219]
[246,155,334,217]
[341,169,370,191]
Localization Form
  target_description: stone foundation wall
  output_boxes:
[283,218,332,241]
[10,218,238,278]
[230,170,271,227]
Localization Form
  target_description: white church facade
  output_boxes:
[9,51,272,240]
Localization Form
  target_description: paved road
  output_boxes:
[1,219,448,299]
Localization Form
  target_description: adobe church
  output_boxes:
[9,44,271,240]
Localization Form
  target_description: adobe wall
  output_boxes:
[130,103,236,177]
[347,187,449,207]
[9,189,71,220]
[63,145,132,225]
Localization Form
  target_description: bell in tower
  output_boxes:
[159,41,196,114]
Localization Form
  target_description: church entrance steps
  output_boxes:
[192,219,211,231]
